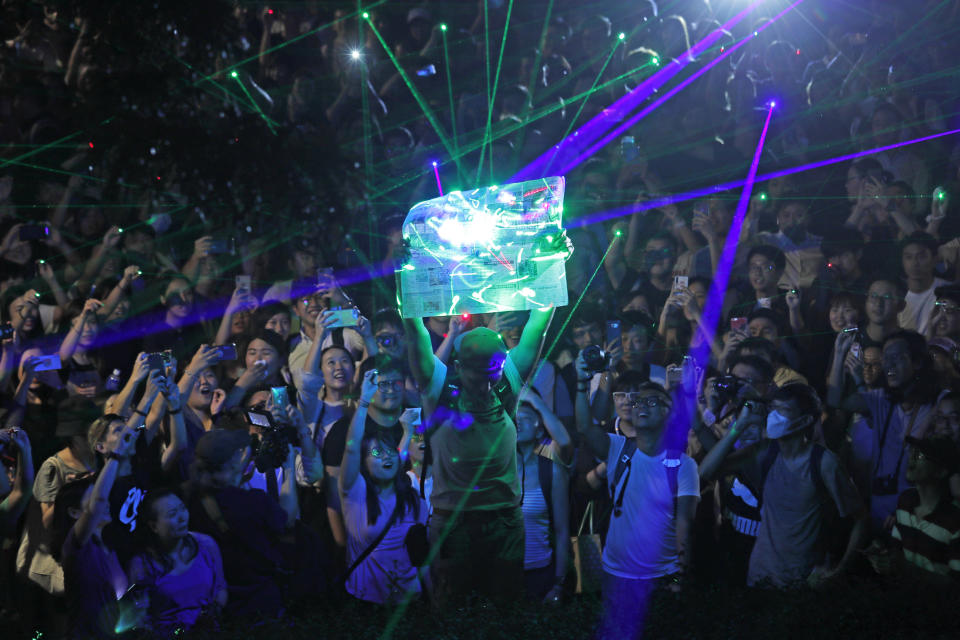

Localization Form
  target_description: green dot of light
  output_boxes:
[614,229,623,237]
[652,57,659,65]
[938,192,946,200]
[618,32,625,40]
[230,71,238,78]
[362,12,369,19]
[440,23,447,31]
[759,193,767,201]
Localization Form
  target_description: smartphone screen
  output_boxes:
[245,410,272,428]
[673,275,689,291]
[236,275,251,293]
[270,386,289,408]
[146,353,165,372]
[730,317,747,332]
[217,344,238,361]
[605,320,621,347]
[33,354,62,371]
[327,308,359,328]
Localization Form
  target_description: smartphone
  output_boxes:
[327,308,359,328]
[270,386,289,409]
[235,275,251,293]
[160,350,173,365]
[758,297,772,309]
[620,136,638,162]
[673,275,689,291]
[316,267,334,288]
[416,64,437,77]
[666,364,682,388]
[208,238,232,254]
[32,354,62,371]
[730,317,747,332]
[245,409,274,428]
[216,343,238,361]
[146,353,165,372]
[850,343,862,359]
[0,323,12,340]
[605,320,622,347]
[19,224,50,241]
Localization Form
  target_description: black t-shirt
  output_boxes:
[102,435,163,565]
[322,413,403,467]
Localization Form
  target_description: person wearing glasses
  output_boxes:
[575,351,698,638]
[858,278,907,350]
[898,232,949,335]
[339,367,428,604]
[926,284,960,342]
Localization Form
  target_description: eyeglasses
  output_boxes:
[628,393,669,408]
[369,446,398,459]
[868,292,896,302]
[748,264,776,275]
[377,379,405,393]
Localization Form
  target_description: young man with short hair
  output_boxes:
[576,353,698,638]
[862,278,906,349]
[699,384,867,589]
[899,232,950,334]
[755,199,824,289]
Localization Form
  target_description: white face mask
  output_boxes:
[765,409,793,439]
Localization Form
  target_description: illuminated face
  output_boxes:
[621,294,651,316]
[372,371,404,412]
[828,301,859,333]
[515,405,541,444]
[861,346,883,387]
[231,310,251,336]
[629,392,670,430]
[96,420,129,458]
[457,359,505,395]
[748,317,779,343]
[688,280,708,310]
[107,298,130,323]
[933,298,960,337]
[148,494,189,542]
[321,348,354,391]
[71,313,100,348]
[408,432,426,465]
[826,251,858,278]
[931,397,960,441]
[882,339,915,389]
[571,322,602,351]
[902,243,933,280]
[265,312,291,337]
[245,338,280,374]
[612,387,641,422]
[731,362,771,400]
[364,439,400,482]
[188,368,218,411]
[621,326,649,366]
[748,254,780,292]
[865,281,901,324]
[9,295,39,333]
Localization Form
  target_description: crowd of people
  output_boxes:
[3,0,960,638]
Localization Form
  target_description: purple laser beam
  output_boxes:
[433,161,444,196]
[571,126,960,231]
[561,0,805,176]
[512,0,767,182]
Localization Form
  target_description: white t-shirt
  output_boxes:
[602,434,699,580]
[899,277,949,334]
[341,475,428,604]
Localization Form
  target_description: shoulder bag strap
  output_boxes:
[611,439,637,518]
[340,497,402,584]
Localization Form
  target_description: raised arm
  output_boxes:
[158,378,187,474]
[826,331,868,413]
[0,428,34,535]
[403,317,436,387]
[72,425,137,546]
[521,387,574,466]
[698,404,761,484]
[574,351,610,461]
[59,299,102,363]
[510,307,554,382]
[340,370,377,493]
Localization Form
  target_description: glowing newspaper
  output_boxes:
[398,177,568,318]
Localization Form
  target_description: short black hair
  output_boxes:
[747,244,786,272]
[733,336,780,364]
[620,310,655,340]
[612,370,650,393]
[772,383,822,420]
[571,301,605,329]
[900,231,938,257]
[728,354,775,384]
[867,277,906,299]
[372,307,402,333]
[746,307,788,336]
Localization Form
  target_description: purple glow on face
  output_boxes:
[511,0,768,182]
[571,126,960,231]
[561,0,805,176]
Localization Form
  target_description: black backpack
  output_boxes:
[609,439,683,518]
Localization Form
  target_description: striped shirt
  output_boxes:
[891,489,960,579]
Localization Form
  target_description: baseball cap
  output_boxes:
[905,435,960,473]
[194,429,251,468]
[455,327,507,372]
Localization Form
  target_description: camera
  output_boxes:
[713,375,742,401]
[582,345,609,373]
[872,474,898,496]
[245,409,299,472]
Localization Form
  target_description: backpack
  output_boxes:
[609,439,683,518]
[759,442,851,561]
[418,366,518,499]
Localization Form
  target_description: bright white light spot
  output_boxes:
[350,50,361,60]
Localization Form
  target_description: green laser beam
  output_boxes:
[440,25,460,176]
[477,0,515,185]
[231,73,278,135]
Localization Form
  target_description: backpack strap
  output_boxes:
[809,444,827,501]
[610,438,637,518]
[663,449,682,517]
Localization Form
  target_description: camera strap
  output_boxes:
[874,400,916,480]
[340,497,402,585]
